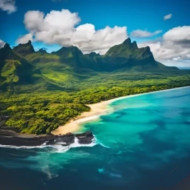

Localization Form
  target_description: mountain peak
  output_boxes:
[3,43,11,50]
[55,46,83,57]
[27,40,32,45]
[14,41,35,56]
[38,48,47,54]
[122,38,138,49]
[123,38,131,45]
[0,43,17,61]
[106,38,154,62]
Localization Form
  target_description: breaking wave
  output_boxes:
[0,137,97,153]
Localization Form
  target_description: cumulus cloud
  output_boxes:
[16,33,33,44]
[139,26,190,68]
[163,13,172,20]
[18,9,127,54]
[0,0,17,14]
[0,39,5,48]
[130,29,162,38]
[163,26,190,42]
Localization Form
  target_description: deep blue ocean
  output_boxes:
[0,87,190,190]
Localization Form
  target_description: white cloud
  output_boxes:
[24,11,45,33]
[163,26,190,42]
[163,13,172,20]
[0,39,5,48]
[130,29,162,38]
[16,33,33,44]
[18,9,127,54]
[0,0,17,14]
[139,26,190,67]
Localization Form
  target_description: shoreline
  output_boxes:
[52,99,114,135]
[0,129,94,147]
[0,86,188,146]
[52,85,190,135]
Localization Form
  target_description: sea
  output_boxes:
[0,86,190,190]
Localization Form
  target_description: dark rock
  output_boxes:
[46,133,75,146]
[76,131,94,144]
[0,130,94,147]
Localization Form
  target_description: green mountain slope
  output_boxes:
[106,38,152,59]
[1,38,189,93]
[0,43,33,90]
[0,38,188,92]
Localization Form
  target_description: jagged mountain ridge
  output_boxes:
[8,38,160,71]
[106,38,154,60]
[50,38,162,71]
[0,38,181,92]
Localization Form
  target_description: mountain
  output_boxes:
[0,43,20,65]
[105,38,156,68]
[0,43,33,90]
[0,38,187,93]
[77,38,176,71]
[54,46,84,68]
[13,40,35,56]
[51,38,159,71]
[106,38,153,60]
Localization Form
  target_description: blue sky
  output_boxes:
[0,0,190,67]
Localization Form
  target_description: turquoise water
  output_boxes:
[0,87,190,190]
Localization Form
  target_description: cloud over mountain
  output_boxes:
[16,33,33,44]
[0,0,17,14]
[0,39,5,48]
[139,26,190,67]
[130,29,162,38]
[18,9,127,54]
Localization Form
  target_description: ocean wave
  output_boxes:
[97,141,110,149]
[52,137,97,153]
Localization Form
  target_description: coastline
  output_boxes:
[0,85,189,146]
[52,85,190,135]
[51,99,114,135]
[0,129,94,147]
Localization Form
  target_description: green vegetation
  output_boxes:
[1,60,20,84]
[1,74,190,134]
[0,39,190,134]
[0,92,89,134]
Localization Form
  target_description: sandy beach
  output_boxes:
[52,86,189,135]
[52,99,114,135]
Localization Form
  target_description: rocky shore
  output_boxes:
[0,129,94,147]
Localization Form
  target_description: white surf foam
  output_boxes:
[0,137,97,153]
[97,141,110,149]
